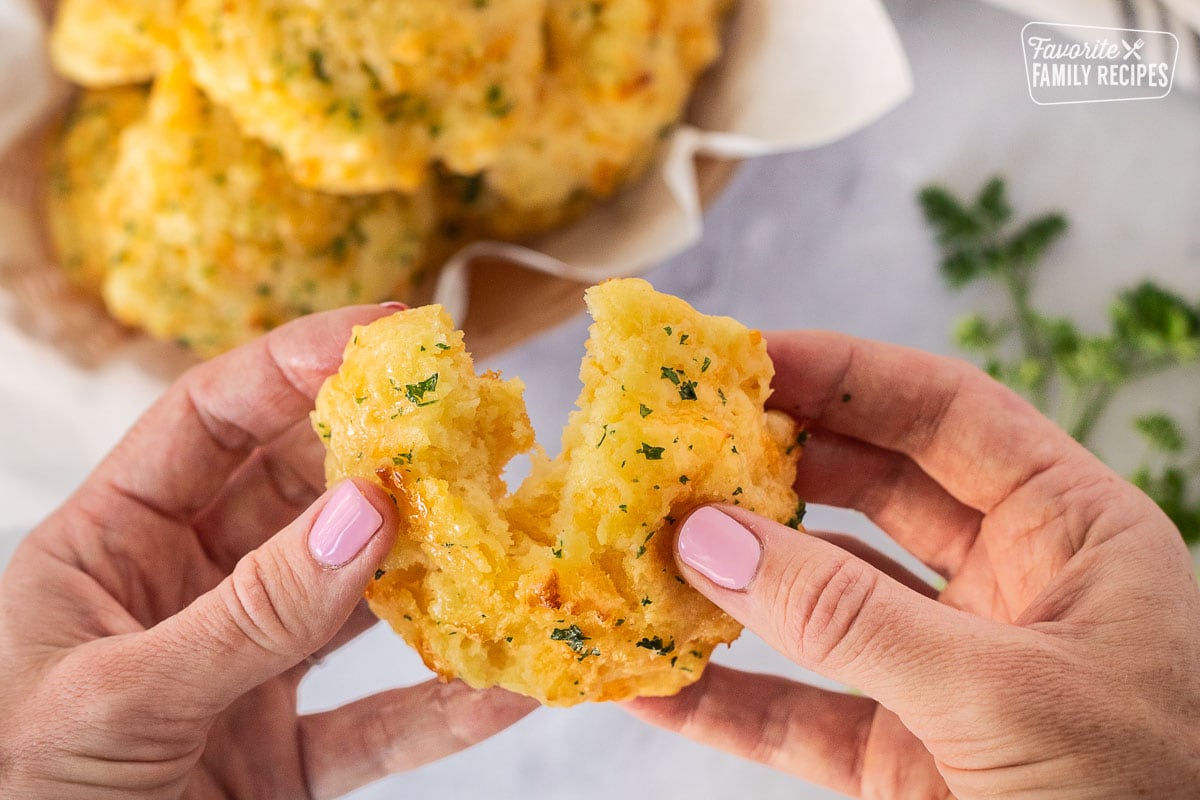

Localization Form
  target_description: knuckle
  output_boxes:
[430,682,479,751]
[354,707,407,774]
[352,684,480,777]
[743,694,800,768]
[218,548,309,658]
[902,364,967,456]
[50,645,140,723]
[778,555,880,669]
[28,644,182,759]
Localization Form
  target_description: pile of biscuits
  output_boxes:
[46,0,729,355]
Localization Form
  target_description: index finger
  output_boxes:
[765,330,1095,515]
[87,305,395,522]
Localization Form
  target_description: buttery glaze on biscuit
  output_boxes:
[313,279,804,706]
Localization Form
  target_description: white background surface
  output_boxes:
[3,1,1200,798]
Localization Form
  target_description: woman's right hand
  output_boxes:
[628,330,1200,798]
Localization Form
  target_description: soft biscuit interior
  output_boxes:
[312,278,803,706]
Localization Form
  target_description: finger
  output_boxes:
[673,504,1018,722]
[766,331,1097,516]
[797,429,982,577]
[300,680,537,800]
[192,418,328,572]
[625,663,875,796]
[123,479,398,716]
[90,305,395,523]
[808,531,938,600]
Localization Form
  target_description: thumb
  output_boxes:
[139,479,396,715]
[674,505,1000,715]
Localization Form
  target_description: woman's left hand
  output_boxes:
[0,306,535,799]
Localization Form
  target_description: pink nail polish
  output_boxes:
[677,507,762,590]
[309,482,383,568]
[380,301,408,310]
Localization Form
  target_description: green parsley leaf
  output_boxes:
[786,501,807,529]
[550,625,591,654]
[485,84,512,117]
[309,49,332,84]
[636,443,665,460]
[405,373,439,405]
[1135,413,1186,454]
[636,636,675,655]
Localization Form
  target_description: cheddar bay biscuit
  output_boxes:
[45,85,149,294]
[481,0,730,225]
[95,63,436,356]
[50,0,176,87]
[313,278,804,706]
[179,0,546,193]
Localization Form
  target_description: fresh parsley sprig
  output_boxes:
[1131,413,1200,538]
[919,176,1200,543]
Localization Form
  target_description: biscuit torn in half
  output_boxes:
[313,278,804,705]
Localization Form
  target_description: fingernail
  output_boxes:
[309,481,383,568]
[380,301,408,310]
[677,507,762,590]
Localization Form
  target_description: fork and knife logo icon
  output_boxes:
[1122,38,1145,60]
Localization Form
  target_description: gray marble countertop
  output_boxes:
[4,0,1200,798]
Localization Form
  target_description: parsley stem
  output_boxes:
[1006,269,1050,409]
[1067,384,1115,444]
[921,175,1200,543]
[1070,358,1184,444]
